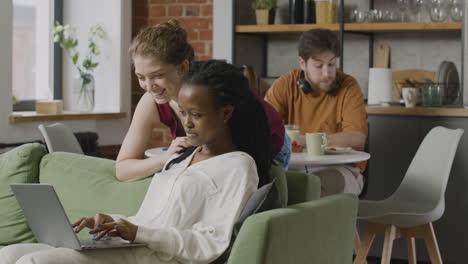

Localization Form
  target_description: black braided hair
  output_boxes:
[165,60,273,187]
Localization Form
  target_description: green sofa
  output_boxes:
[0,143,358,263]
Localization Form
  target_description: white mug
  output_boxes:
[402,87,419,108]
[305,133,328,156]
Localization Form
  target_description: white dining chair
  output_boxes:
[38,123,84,154]
[354,126,464,264]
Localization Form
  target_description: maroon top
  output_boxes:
[156,97,285,155]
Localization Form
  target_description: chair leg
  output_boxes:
[353,224,377,264]
[422,223,443,264]
[380,225,397,264]
[354,229,368,264]
[406,237,417,264]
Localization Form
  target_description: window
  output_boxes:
[12,0,62,111]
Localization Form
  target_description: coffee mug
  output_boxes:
[402,87,419,108]
[305,133,328,156]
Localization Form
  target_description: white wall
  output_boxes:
[63,0,120,112]
[213,0,233,62]
[0,0,132,146]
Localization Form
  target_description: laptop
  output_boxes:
[11,183,146,250]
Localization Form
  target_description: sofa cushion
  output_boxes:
[39,152,152,240]
[0,143,47,245]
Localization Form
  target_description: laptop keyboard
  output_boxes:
[81,239,124,248]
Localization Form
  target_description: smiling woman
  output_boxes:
[116,19,289,183]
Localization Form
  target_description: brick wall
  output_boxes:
[132,0,213,150]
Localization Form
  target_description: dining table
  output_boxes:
[145,147,371,171]
[288,150,370,171]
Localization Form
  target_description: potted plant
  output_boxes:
[252,0,277,25]
[51,22,106,112]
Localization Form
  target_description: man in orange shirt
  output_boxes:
[265,29,368,196]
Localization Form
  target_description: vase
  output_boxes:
[255,9,276,25]
[290,0,304,24]
[255,9,270,25]
[73,73,95,112]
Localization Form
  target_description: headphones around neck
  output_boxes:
[297,71,340,95]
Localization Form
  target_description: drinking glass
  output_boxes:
[396,0,410,22]
[368,9,386,23]
[350,9,367,23]
[450,0,464,21]
[451,0,463,8]
[450,6,463,21]
[285,125,300,142]
[409,0,427,22]
[430,6,449,21]
[427,0,450,9]
[385,9,399,22]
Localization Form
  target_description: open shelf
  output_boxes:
[235,22,462,34]
[235,24,340,33]
[346,22,462,32]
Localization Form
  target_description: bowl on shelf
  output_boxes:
[450,6,463,22]
[429,6,449,22]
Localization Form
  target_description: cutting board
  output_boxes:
[392,69,436,101]
[373,43,390,68]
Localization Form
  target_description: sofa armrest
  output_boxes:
[227,194,358,264]
[286,171,321,205]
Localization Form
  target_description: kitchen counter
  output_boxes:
[366,105,468,117]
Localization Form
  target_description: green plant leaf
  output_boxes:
[82,59,91,69]
[251,0,277,9]
[72,53,79,65]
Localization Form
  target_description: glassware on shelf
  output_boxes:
[450,6,463,21]
[409,0,427,22]
[450,0,463,9]
[428,0,450,9]
[429,6,449,21]
[396,0,410,22]
[350,9,368,23]
[385,9,400,22]
[368,9,389,23]
[450,0,464,22]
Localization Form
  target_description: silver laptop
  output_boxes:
[11,183,146,250]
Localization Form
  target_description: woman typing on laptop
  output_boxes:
[0,61,273,263]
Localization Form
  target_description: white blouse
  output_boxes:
[111,147,258,263]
